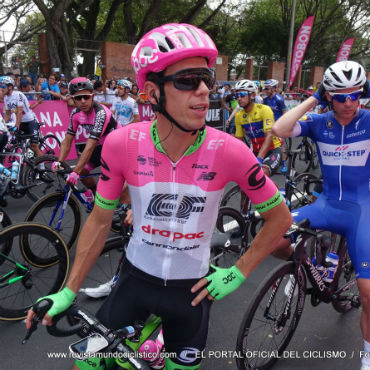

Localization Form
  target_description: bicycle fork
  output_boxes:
[50,188,73,232]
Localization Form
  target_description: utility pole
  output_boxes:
[285,0,297,91]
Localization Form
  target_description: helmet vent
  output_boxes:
[141,46,154,57]
[186,26,204,46]
[343,69,353,81]
[176,33,192,48]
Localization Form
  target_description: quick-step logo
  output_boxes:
[318,140,370,167]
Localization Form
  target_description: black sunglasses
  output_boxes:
[73,94,93,101]
[161,68,215,91]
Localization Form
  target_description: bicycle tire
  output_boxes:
[24,191,82,261]
[220,185,251,213]
[289,172,320,210]
[292,140,313,173]
[332,238,359,313]
[0,208,12,229]
[39,134,61,156]
[283,137,292,152]
[77,236,126,303]
[249,216,264,239]
[309,139,319,170]
[236,261,306,370]
[22,155,72,202]
[0,222,69,320]
[210,207,248,268]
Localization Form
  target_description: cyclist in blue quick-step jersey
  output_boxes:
[272,60,370,370]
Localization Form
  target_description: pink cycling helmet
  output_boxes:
[131,23,218,89]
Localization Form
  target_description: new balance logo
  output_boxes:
[197,172,216,181]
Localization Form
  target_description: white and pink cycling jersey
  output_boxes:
[67,102,116,145]
[96,122,281,280]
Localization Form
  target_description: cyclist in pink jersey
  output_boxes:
[27,24,292,370]
[52,77,117,191]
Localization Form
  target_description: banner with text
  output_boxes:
[289,16,315,88]
[1,100,225,160]
[336,38,354,62]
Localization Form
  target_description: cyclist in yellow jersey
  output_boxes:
[234,79,282,177]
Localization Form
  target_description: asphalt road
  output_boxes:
[0,151,364,370]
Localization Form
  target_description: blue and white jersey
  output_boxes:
[296,110,370,203]
[263,93,287,121]
[111,96,138,127]
[4,91,35,122]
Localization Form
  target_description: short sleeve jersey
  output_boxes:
[111,96,139,127]
[67,102,117,145]
[95,122,282,281]
[4,91,34,122]
[296,110,370,203]
[263,93,287,121]
[235,103,281,153]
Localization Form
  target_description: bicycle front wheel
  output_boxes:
[22,155,71,202]
[221,185,251,214]
[289,173,320,210]
[292,140,314,173]
[39,134,61,155]
[236,262,306,370]
[24,191,82,258]
[210,207,248,268]
[78,236,126,301]
[0,222,69,320]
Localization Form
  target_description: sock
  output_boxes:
[362,340,370,366]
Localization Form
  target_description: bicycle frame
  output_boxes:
[46,172,101,231]
[0,251,29,288]
[289,225,353,304]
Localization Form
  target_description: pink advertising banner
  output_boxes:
[289,16,315,88]
[336,38,355,62]
[1,101,78,159]
[0,101,154,160]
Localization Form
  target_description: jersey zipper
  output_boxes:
[339,125,344,200]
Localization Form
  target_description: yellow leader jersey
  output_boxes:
[235,103,282,153]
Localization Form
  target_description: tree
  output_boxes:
[236,0,370,69]
[0,0,44,73]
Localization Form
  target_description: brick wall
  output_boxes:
[38,33,50,74]
[101,41,136,81]
[245,59,254,80]
[267,61,285,89]
[310,66,324,88]
[214,55,228,81]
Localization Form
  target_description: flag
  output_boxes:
[289,16,315,88]
[336,38,354,62]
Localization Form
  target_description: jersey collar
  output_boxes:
[150,121,206,157]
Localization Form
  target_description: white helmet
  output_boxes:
[323,61,366,91]
[235,79,257,93]
[0,76,15,86]
[264,79,279,88]
[117,79,132,90]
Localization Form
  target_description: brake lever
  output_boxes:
[22,299,53,344]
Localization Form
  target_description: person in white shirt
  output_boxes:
[93,80,107,105]
[0,75,43,158]
[110,79,139,127]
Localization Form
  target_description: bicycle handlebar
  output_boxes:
[28,299,151,370]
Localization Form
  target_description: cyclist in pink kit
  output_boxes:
[27,24,291,370]
[52,77,117,192]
